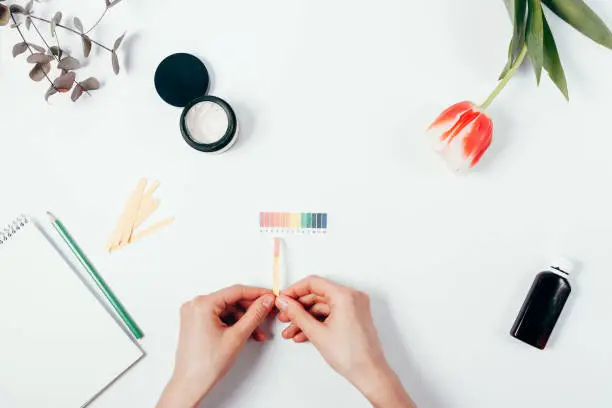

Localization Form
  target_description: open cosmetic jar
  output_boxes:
[154,53,239,153]
[180,96,238,153]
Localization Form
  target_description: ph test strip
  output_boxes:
[260,212,328,234]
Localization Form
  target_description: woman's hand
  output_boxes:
[276,276,415,408]
[157,285,275,408]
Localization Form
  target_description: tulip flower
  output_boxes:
[428,101,494,172]
[429,0,612,171]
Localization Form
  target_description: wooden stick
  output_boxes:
[106,178,147,252]
[119,179,148,246]
[134,199,160,229]
[130,217,175,243]
[142,180,160,202]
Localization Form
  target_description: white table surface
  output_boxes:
[2,0,612,407]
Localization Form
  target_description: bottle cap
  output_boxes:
[549,258,574,275]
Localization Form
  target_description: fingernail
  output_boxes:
[262,294,274,308]
[275,296,288,311]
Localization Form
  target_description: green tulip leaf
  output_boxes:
[500,0,528,79]
[526,0,544,84]
[542,13,569,100]
[542,0,612,49]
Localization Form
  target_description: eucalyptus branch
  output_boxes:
[29,18,89,96]
[52,21,62,56]
[10,13,57,91]
[29,15,113,52]
[29,19,56,60]
[84,7,108,35]
[5,0,124,102]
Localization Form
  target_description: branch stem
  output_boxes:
[84,7,108,35]
[30,19,57,60]
[29,15,114,52]
[480,45,528,110]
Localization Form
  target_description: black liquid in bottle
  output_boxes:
[510,260,573,350]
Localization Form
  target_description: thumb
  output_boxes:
[232,294,275,340]
[276,295,323,342]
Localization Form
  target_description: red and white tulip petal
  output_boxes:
[428,101,493,172]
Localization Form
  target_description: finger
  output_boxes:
[231,294,276,340]
[293,332,309,343]
[224,307,266,341]
[282,275,339,299]
[236,306,267,341]
[282,324,301,339]
[276,296,323,342]
[309,302,330,318]
[299,293,326,308]
[277,294,326,322]
[211,285,273,315]
[283,302,329,340]
[253,329,266,342]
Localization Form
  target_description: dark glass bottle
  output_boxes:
[510,259,573,350]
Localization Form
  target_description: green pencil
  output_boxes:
[48,211,144,340]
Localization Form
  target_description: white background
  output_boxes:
[2,0,612,407]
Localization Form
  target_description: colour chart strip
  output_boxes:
[259,212,328,234]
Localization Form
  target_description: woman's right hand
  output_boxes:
[276,276,415,408]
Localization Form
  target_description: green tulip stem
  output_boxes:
[480,45,528,110]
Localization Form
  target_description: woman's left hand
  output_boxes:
[157,285,275,408]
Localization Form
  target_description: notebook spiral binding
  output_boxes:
[0,215,29,245]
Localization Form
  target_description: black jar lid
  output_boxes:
[154,53,210,108]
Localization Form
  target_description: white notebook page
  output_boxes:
[0,221,144,407]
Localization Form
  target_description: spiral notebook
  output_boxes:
[0,216,144,408]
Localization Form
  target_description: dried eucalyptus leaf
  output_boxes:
[27,52,52,64]
[113,32,125,51]
[9,4,24,14]
[57,56,80,70]
[110,0,123,7]
[25,16,31,30]
[73,16,83,33]
[12,42,28,57]
[112,52,119,74]
[0,4,8,26]
[105,0,111,7]
[50,19,55,37]
[28,43,46,53]
[49,45,62,58]
[53,11,61,24]
[82,36,92,57]
[29,62,50,82]
[10,23,20,28]
[45,86,57,102]
[71,84,84,102]
[53,71,76,92]
[80,77,100,91]
[24,0,33,14]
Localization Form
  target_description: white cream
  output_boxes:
[185,101,229,144]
